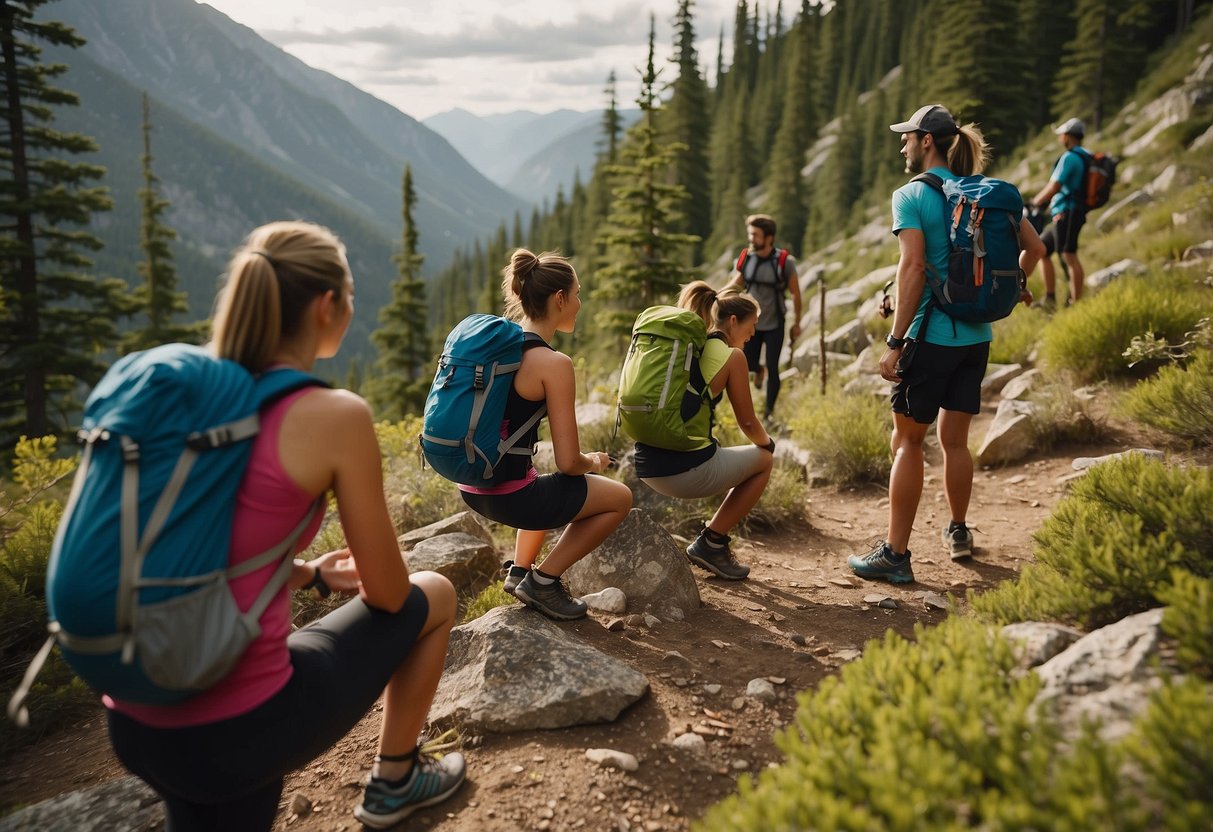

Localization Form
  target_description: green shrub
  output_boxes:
[1120,349,1213,446]
[697,619,1141,831]
[1160,571,1213,676]
[972,455,1213,629]
[462,582,515,623]
[376,417,468,533]
[1040,273,1213,382]
[1122,678,1213,829]
[989,303,1048,365]
[1024,373,1107,451]
[782,383,891,485]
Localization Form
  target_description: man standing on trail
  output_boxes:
[725,214,802,422]
[1027,117,1091,308]
[847,104,1044,584]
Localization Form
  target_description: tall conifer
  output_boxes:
[663,0,713,253]
[0,0,130,445]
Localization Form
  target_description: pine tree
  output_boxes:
[0,0,130,446]
[600,70,623,165]
[1017,0,1077,128]
[662,0,713,252]
[593,15,700,336]
[122,92,201,354]
[369,165,429,419]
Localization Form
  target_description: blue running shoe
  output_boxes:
[847,542,914,584]
[354,751,466,829]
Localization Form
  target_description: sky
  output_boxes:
[199,0,741,121]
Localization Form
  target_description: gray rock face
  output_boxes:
[981,363,1024,395]
[563,509,701,620]
[842,373,891,398]
[0,776,162,832]
[1071,448,1164,471]
[824,318,871,355]
[1085,258,1147,290]
[976,399,1038,466]
[1182,239,1213,261]
[1001,621,1085,669]
[1095,191,1153,231]
[429,606,649,733]
[405,532,497,591]
[1033,608,1169,742]
[1001,368,1041,401]
[397,511,493,552]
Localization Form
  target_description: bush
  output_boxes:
[989,303,1048,365]
[1040,273,1213,382]
[376,417,469,533]
[971,455,1213,629]
[1024,373,1107,451]
[1160,572,1213,677]
[1120,348,1213,446]
[462,582,514,623]
[782,383,891,485]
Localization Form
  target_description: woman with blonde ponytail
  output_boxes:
[105,221,465,831]
[634,280,776,581]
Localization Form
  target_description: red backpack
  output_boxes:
[735,247,790,291]
[1079,150,1118,210]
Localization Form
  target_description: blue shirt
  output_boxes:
[1049,147,1091,217]
[890,167,992,347]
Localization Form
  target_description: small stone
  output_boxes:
[767,676,786,685]
[625,614,645,627]
[878,598,898,609]
[606,617,626,631]
[746,678,777,703]
[731,759,750,771]
[663,650,690,663]
[1008,474,1027,484]
[289,793,312,817]
[829,577,856,587]
[863,593,889,605]
[790,633,807,646]
[586,748,640,772]
[731,696,746,710]
[923,591,949,610]
[702,683,722,695]
[581,587,628,614]
[643,613,661,628]
[671,732,707,754]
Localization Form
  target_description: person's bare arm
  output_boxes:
[542,351,609,475]
[879,229,927,382]
[721,350,772,447]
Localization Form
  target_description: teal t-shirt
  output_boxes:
[1048,147,1091,217]
[890,167,992,347]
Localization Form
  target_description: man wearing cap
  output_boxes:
[1028,117,1091,307]
[846,104,1044,585]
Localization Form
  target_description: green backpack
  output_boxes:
[616,306,715,451]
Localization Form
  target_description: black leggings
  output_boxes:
[743,326,785,415]
[107,586,430,832]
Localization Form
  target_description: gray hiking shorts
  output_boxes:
[640,444,770,499]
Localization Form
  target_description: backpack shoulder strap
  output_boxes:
[255,368,329,409]
[735,249,748,273]
[521,331,551,352]
[910,172,945,195]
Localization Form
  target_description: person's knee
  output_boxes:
[412,571,457,624]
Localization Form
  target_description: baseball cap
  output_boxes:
[889,104,959,136]
[1054,117,1085,137]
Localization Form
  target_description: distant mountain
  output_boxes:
[38,0,528,368]
[424,109,640,206]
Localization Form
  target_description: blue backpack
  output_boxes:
[420,314,547,484]
[7,343,324,723]
[913,172,1025,323]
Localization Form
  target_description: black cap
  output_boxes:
[889,104,959,136]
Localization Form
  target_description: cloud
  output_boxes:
[261,2,652,67]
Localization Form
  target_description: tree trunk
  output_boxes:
[1,6,48,437]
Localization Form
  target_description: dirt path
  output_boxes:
[0,421,1128,830]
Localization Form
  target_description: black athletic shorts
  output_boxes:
[107,586,430,831]
[1040,210,1086,255]
[891,340,990,425]
[460,472,589,530]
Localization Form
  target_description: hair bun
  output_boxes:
[512,249,540,282]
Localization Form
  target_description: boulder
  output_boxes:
[397,511,493,552]
[0,776,162,832]
[823,318,871,355]
[980,363,1024,395]
[840,344,881,379]
[975,399,1038,466]
[1071,448,1164,471]
[563,509,701,620]
[1033,608,1171,742]
[1000,368,1041,401]
[1095,190,1152,231]
[575,401,614,426]
[1146,163,1178,195]
[1085,258,1147,291]
[1182,239,1213,261]
[843,373,891,398]
[788,339,853,377]
[405,532,497,591]
[430,606,649,733]
[1001,621,1085,670]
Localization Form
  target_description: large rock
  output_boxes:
[839,344,881,379]
[397,511,493,552]
[843,373,891,398]
[1182,239,1213,261]
[1001,622,1085,670]
[1071,448,1164,471]
[563,509,701,620]
[823,318,871,355]
[976,399,1038,466]
[405,532,497,591]
[796,265,897,333]
[1001,368,1041,401]
[980,363,1024,395]
[1085,258,1147,290]
[429,606,649,733]
[1095,190,1152,231]
[1033,608,1170,742]
[788,339,853,377]
[0,775,162,832]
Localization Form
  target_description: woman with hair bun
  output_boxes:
[634,280,775,581]
[458,248,632,620]
[104,221,464,831]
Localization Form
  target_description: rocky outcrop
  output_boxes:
[429,606,649,733]
[1085,258,1147,290]
[405,533,498,592]
[976,399,1038,466]
[0,775,162,832]
[397,511,494,552]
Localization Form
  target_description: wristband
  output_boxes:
[885,333,906,350]
[303,563,331,598]
[762,437,776,454]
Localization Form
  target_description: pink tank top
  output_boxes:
[106,388,325,727]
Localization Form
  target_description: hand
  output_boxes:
[878,347,901,382]
[789,323,802,343]
[312,548,362,594]
[589,451,611,474]
[1020,288,1034,306]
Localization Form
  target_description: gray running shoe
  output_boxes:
[514,573,588,620]
[943,523,974,560]
[847,542,914,584]
[686,532,750,580]
[501,560,529,595]
[354,751,466,829]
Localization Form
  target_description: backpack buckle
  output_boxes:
[120,436,140,462]
[187,426,234,450]
[473,366,485,390]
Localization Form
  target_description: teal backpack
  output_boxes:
[616,306,715,451]
[913,172,1025,323]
